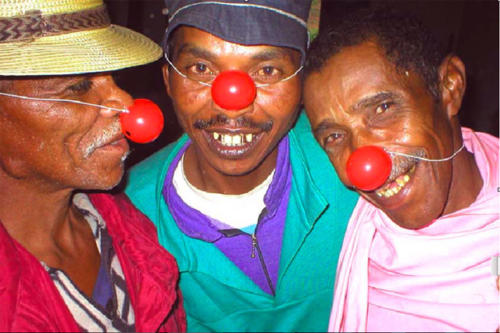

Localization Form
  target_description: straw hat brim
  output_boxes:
[0,25,162,76]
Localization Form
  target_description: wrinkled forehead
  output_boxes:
[306,42,419,97]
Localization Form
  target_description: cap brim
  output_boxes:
[0,25,162,76]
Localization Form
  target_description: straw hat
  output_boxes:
[0,0,162,75]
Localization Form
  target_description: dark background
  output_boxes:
[104,0,499,167]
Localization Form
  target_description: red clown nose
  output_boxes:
[346,145,392,191]
[120,98,164,143]
[211,70,257,110]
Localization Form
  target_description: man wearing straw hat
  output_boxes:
[0,0,185,331]
[125,0,358,331]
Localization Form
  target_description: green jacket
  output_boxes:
[125,112,358,332]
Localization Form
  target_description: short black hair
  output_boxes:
[305,6,448,101]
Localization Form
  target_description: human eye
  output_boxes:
[67,79,92,93]
[259,66,280,76]
[186,62,215,81]
[253,65,283,84]
[375,101,394,114]
[324,131,345,145]
[193,62,208,73]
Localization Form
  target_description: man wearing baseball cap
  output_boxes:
[0,0,185,331]
[125,1,358,331]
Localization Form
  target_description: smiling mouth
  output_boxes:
[375,163,417,198]
[213,131,255,146]
[204,130,263,159]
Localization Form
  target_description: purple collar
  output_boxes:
[162,136,291,242]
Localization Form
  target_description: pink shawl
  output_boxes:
[329,128,500,332]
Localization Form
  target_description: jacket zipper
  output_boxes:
[251,233,257,258]
[250,231,275,296]
[219,208,275,295]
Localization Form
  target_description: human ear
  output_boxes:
[439,55,466,118]
[162,64,171,97]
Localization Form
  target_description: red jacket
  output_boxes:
[0,193,186,332]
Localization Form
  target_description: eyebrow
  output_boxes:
[312,91,400,134]
[350,91,399,113]
[175,44,216,61]
[313,118,338,136]
[174,44,295,64]
[250,48,295,62]
[31,75,90,96]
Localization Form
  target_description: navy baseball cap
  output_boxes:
[163,0,313,62]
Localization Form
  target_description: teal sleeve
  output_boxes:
[124,136,187,225]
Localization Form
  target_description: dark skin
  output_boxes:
[164,27,302,194]
[0,74,132,296]
[304,40,482,229]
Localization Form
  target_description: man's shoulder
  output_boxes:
[291,110,314,137]
[289,111,359,208]
[87,193,156,241]
[131,136,186,175]
[289,111,344,184]
[126,136,187,189]
[466,128,499,151]
[289,111,321,158]
[289,111,332,157]
[124,134,188,214]
[462,127,499,170]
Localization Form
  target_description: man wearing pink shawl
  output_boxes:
[303,6,499,332]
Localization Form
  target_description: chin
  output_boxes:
[78,167,125,191]
[103,171,125,190]
[383,207,439,230]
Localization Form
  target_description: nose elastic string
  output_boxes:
[164,54,211,87]
[346,142,466,191]
[258,65,303,87]
[164,53,303,87]
[0,92,166,143]
[386,143,465,162]
[0,91,129,113]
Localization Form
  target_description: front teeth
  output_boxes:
[375,166,414,198]
[212,132,253,147]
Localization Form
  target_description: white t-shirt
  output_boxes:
[173,153,274,231]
